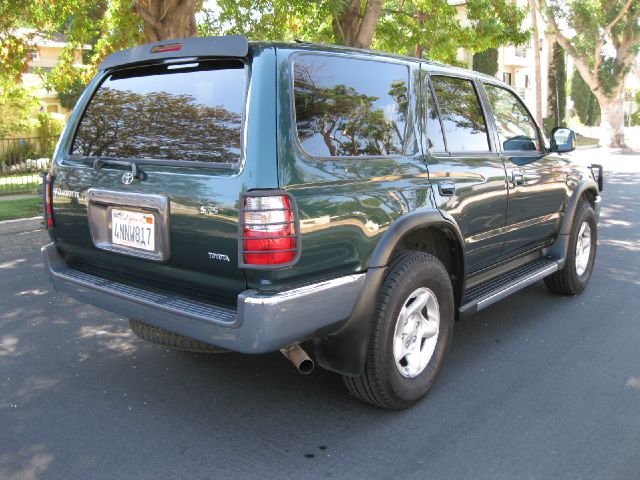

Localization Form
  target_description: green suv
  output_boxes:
[42,36,603,409]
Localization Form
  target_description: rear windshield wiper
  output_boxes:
[91,157,145,180]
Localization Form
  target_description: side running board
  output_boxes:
[459,257,560,318]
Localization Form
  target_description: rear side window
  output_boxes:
[431,76,490,152]
[484,84,541,151]
[426,82,446,152]
[293,54,409,157]
[71,61,245,165]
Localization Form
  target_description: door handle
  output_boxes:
[512,171,525,186]
[438,181,456,196]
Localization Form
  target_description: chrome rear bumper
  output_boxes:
[42,243,365,353]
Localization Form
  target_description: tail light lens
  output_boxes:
[43,173,55,229]
[241,193,299,266]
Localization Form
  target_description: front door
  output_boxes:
[481,83,567,259]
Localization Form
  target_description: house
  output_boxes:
[450,0,554,119]
[17,28,89,119]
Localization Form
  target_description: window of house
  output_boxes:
[503,72,512,85]
[484,84,541,151]
[47,105,59,114]
[430,76,490,152]
[293,55,409,157]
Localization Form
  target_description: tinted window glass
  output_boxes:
[426,83,446,152]
[72,61,245,164]
[431,76,490,152]
[484,84,541,151]
[294,55,409,157]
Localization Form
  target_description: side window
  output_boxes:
[431,76,490,152]
[484,84,541,151]
[426,82,446,152]
[293,55,409,157]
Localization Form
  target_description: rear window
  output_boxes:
[293,54,409,157]
[71,60,245,165]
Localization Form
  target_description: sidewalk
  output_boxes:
[569,146,640,174]
[0,216,43,235]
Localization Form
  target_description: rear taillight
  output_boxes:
[240,192,299,266]
[43,172,55,229]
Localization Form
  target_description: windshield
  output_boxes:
[71,60,245,165]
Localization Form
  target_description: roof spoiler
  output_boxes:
[98,35,249,71]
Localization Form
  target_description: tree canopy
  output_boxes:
[0,0,530,135]
[539,0,639,146]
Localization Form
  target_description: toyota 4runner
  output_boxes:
[42,36,603,409]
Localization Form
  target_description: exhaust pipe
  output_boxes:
[280,344,314,374]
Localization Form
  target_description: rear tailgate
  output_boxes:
[48,40,278,308]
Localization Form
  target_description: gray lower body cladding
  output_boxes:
[42,243,365,353]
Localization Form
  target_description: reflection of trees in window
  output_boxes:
[426,84,446,151]
[294,59,408,157]
[484,85,540,151]
[73,87,242,163]
[431,76,489,152]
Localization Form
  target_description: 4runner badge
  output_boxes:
[122,172,134,185]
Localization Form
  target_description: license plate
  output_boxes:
[111,209,155,251]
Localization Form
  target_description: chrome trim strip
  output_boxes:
[505,212,560,235]
[244,274,365,304]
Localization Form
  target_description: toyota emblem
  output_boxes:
[121,172,134,185]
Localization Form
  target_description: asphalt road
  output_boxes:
[1,150,639,480]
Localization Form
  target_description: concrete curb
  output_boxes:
[0,216,44,236]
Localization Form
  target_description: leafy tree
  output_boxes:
[1,1,205,125]
[209,0,529,63]
[571,68,600,126]
[0,79,39,137]
[133,0,203,42]
[472,48,499,76]
[548,42,566,126]
[631,90,640,126]
[539,0,640,147]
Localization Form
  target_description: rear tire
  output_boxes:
[343,252,454,410]
[545,201,597,295]
[129,319,228,353]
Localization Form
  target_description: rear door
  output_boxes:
[50,49,278,308]
[425,73,509,273]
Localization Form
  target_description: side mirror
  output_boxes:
[550,127,576,153]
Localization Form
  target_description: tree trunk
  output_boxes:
[133,0,200,43]
[415,10,426,58]
[598,95,626,148]
[529,0,543,127]
[332,0,384,49]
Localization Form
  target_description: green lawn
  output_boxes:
[0,196,41,221]
[576,133,600,147]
